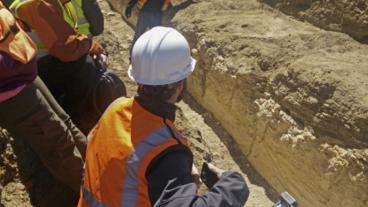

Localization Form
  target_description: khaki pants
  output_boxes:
[0,77,86,193]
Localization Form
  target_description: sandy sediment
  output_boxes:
[261,0,368,43]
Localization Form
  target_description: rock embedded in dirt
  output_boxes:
[0,182,31,207]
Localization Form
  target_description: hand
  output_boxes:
[125,5,133,18]
[207,163,225,179]
[92,53,108,65]
[191,164,202,189]
[89,39,104,56]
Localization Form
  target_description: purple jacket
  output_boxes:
[0,52,37,93]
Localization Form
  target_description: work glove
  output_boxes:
[89,39,104,57]
[125,4,134,18]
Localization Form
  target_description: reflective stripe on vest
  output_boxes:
[59,0,90,36]
[70,0,90,36]
[78,98,189,207]
[59,0,78,29]
[82,186,108,207]
[121,125,181,206]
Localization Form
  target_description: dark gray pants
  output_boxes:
[131,10,163,49]
[37,55,101,135]
[0,77,86,193]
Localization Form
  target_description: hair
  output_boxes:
[137,81,182,101]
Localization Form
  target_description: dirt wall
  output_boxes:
[107,0,368,206]
[261,0,368,43]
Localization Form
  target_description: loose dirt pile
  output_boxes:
[0,129,31,207]
[261,0,368,43]
[108,0,368,206]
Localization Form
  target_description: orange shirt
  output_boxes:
[16,0,96,61]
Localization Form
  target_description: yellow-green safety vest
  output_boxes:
[65,0,91,36]
[10,0,90,58]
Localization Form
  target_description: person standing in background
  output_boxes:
[125,0,171,51]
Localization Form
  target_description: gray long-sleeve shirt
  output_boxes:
[147,147,249,207]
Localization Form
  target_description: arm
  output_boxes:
[17,1,102,62]
[147,146,194,204]
[154,172,249,207]
[147,147,249,207]
[82,0,104,36]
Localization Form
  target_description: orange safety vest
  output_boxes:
[78,97,189,207]
[0,2,36,63]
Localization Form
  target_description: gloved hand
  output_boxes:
[89,39,104,56]
[125,4,134,18]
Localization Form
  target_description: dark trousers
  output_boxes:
[0,77,86,193]
[131,10,163,50]
[37,55,99,134]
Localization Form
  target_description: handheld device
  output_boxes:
[200,162,219,189]
[273,192,298,207]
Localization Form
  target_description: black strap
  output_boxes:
[0,24,19,43]
[163,117,182,145]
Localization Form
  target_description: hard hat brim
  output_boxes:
[128,57,197,86]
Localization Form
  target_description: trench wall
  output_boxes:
[107,0,368,206]
[260,0,368,43]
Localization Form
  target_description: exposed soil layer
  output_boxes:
[261,0,368,43]
[108,0,368,206]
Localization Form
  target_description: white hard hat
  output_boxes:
[128,26,196,85]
